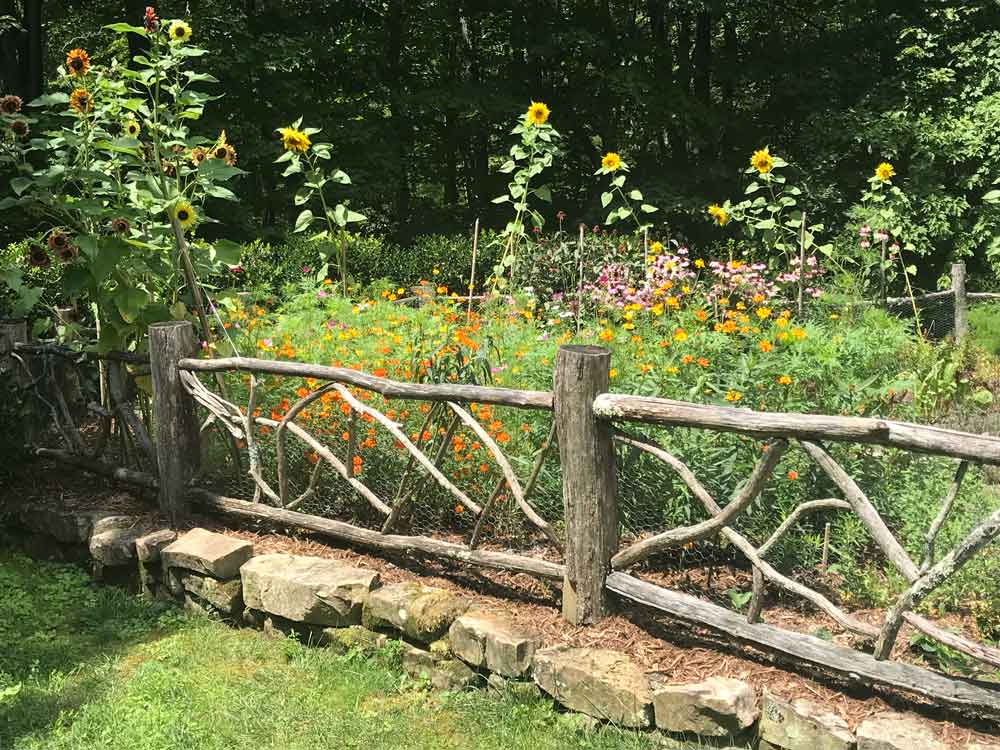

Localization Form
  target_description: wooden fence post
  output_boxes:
[0,319,27,378]
[553,344,618,624]
[149,321,200,525]
[952,261,968,344]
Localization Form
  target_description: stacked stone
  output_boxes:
[158,527,252,615]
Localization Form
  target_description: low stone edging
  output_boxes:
[5,508,995,750]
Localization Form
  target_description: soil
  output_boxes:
[2,459,999,749]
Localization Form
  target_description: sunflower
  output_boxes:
[875,162,895,182]
[279,126,311,153]
[750,147,774,174]
[66,48,91,76]
[168,20,192,44]
[190,147,209,166]
[525,101,550,126]
[123,119,141,137]
[707,203,729,226]
[27,245,50,268]
[211,133,237,166]
[111,217,130,235]
[47,230,71,253]
[69,88,92,114]
[0,94,22,115]
[601,152,622,171]
[10,119,28,137]
[172,200,197,230]
[55,242,79,263]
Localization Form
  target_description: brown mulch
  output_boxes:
[2,463,999,749]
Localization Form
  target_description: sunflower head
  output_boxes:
[172,200,197,230]
[27,244,50,268]
[707,203,729,226]
[47,231,70,252]
[10,119,28,137]
[66,48,91,76]
[55,242,80,263]
[168,20,192,44]
[0,94,22,115]
[69,88,92,114]
[111,217,130,235]
[525,101,550,127]
[601,152,622,172]
[190,147,208,166]
[875,162,895,182]
[124,119,141,138]
[750,147,774,174]
[279,126,311,153]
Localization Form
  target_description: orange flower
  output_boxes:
[373,367,387,377]
[696,357,709,368]
[787,470,798,481]
[306,451,319,465]
[758,340,773,353]
[777,374,792,385]
[66,48,91,76]
[454,504,464,514]
[681,354,693,365]
[496,432,511,444]
[520,423,531,433]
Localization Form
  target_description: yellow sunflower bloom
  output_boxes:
[190,147,208,166]
[124,119,141,137]
[172,200,197,230]
[279,126,311,153]
[168,20,192,44]
[69,88,92,114]
[66,48,91,77]
[525,101,550,126]
[707,203,729,226]
[750,147,775,174]
[875,162,895,182]
[601,152,622,171]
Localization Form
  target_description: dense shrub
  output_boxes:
[0,241,67,320]
[969,303,1000,355]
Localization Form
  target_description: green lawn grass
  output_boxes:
[0,551,679,750]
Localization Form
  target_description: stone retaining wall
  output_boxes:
[5,507,996,750]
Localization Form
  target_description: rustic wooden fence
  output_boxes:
[7,317,1000,716]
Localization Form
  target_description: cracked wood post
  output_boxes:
[952,261,968,344]
[554,344,618,624]
[150,321,201,525]
[0,319,35,444]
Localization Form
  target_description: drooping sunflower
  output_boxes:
[55,242,79,263]
[172,200,197,230]
[707,203,729,226]
[124,119,141,137]
[279,126,311,153]
[875,162,895,182]
[0,94,22,115]
[27,244,50,268]
[601,152,622,171]
[66,48,91,76]
[190,147,209,166]
[69,88,92,114]
[168,20,192,44]
[750,147,774,174]
[47,230,71,253]
[10,119,28,138]
[525,101,550,126]
[111,217,130,235]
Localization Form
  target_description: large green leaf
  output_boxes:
[89,237,130,284]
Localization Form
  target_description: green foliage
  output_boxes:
[969,303,1000,355]
[0,241,64,319]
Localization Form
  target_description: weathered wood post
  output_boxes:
[149,321,200,525]
[0,319,27,379]
[952,261,968,344]
[553,344,618,624]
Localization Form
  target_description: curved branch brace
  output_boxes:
[611,431,716,509]
[611,437,787,568]
[921,460,969,572]
[331,384,481,515]
[107,361,156,468]
[179,371,244,438]
[800,440,920,583]
[874,504,1000,660]
[608,432,875,636]
[276,383,338,506]
[445,401,562,552]
[244,375,281,505]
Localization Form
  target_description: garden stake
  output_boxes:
[468,218,479,324]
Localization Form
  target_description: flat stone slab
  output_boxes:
[364,582,469,643]
[241,554,379,627]
[857,712,946,750]
[448,611,541,678]
[88,516,146,566]
[651,676,757,737]
[401,644,479,691]
[533,646,653,728]
[323,625,388,656]
[18,507,96,543]
[135,530,177,563]
[180,571,244,614]
[759,691,854,750]
[161,528,253,579]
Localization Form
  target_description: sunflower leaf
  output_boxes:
[293,209,314,233]
[601,191,613,208]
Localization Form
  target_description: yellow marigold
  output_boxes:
[758,339,773,353]
[750,147,775,174]
[649,240,664,255]
[601,152,622,171]
[66,48,90,76]
[707,203,729,226]
[875,162,895,182]
[673,328,688,342]
[69,88,92,114]
[168,20,192,44]
[279,126,311,153]
[172,200,197,230]
[725,390,742,402]
[694,259,705,268]
[755,307,771,320]
[525,101,550,126]
[777,375,792,385]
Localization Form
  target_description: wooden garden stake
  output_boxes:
[952,261,968,344]
[797,211,806,317]
[468,218,479,324]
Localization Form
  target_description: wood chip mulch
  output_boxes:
[2,464,999,749]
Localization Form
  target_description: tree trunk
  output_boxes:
[693,8,712,105]
[23,0,42,101]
